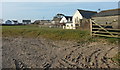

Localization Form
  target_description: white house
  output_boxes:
[60,16,74,29]
[72,9,97,29]
[65,22,74,29]
[60,16,72,23]
[5,20,18,24]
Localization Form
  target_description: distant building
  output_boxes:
[33,20,51,25]
[72,9,97,29]
[92,8,120,29]
[52,13,65,27]
[5,20,18,24]
[22,20,31,24]
[60,16,72,23]
[60,16,73,29]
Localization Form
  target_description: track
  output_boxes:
[2,37,119,68]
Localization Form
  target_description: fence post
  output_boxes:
[90,19,92,36]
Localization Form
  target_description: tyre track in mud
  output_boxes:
[2,37,119,68]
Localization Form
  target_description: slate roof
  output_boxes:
[93,8,120,17]
[22,20,31,22]
[64,16,72,21]
[77,9,97,19]
[52,17,62,21]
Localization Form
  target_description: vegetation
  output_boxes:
[2,25,120,66]
[2,25,119,43]
[2,25,90,41]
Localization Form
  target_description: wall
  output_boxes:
[60,17,67,23]
[72,10,83,24]
[79,19,91,31]
[92,15,119,29]
[65,23,74,29]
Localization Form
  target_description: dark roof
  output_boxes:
[22,20,31,22]
[77,9,97,19]
[64,16,72,21]
[12,20,18,22]
[52,17,62,21]
[93,8,120,17]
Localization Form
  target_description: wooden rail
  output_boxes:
[91,20,120,38]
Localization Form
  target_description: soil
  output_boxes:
[2,37,119,69]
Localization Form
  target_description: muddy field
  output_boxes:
[2,37,119,69]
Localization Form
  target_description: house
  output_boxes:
[52,13,65,27]
[60,16,72,23]
[33,20,51,25]
[5,20,18,24]
[60,16,73,29]
[72,9,97,29]
[22,20,31,24]
[92,8,120,29]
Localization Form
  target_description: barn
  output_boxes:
[92,8,120,29]
[91,8,120,38]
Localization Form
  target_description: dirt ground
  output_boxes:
[2,37,119,69]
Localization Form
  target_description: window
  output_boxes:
[75,24,79,26]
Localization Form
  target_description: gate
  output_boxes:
[91,20,120,38]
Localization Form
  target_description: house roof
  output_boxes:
[77,9,97,19]
[93,8,120,17]
[64,16,72,21]
[52,17,62,21]
[22,20,31,22]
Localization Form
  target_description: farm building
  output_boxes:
[5,20,18,24]
[91,8,120,38]
[22,20,31,24]
[72,9,97,29]
[92,8,120,29]
[60,16,73,29]
[52,13,65,27]
[33,20,51,25]
[33,20,52,28]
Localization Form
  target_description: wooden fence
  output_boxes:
[91,20,120,38]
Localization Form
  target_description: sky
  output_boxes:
[1,0,119,2]
[0,2,119,22]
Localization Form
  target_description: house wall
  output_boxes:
[60,17,67,23]
[79,19,91,31]
[92,15,119,29]
[23,22,31,24]
[72,10,83,24]
[65,23,74,29]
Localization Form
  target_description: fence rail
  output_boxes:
[91,20,120,38]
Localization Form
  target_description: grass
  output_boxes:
[2,25,119,43]
[2,25,91,41]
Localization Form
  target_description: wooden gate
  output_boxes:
[91,20,120,38]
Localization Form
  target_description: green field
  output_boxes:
[2,25,91,41]
[2,25,119,42]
